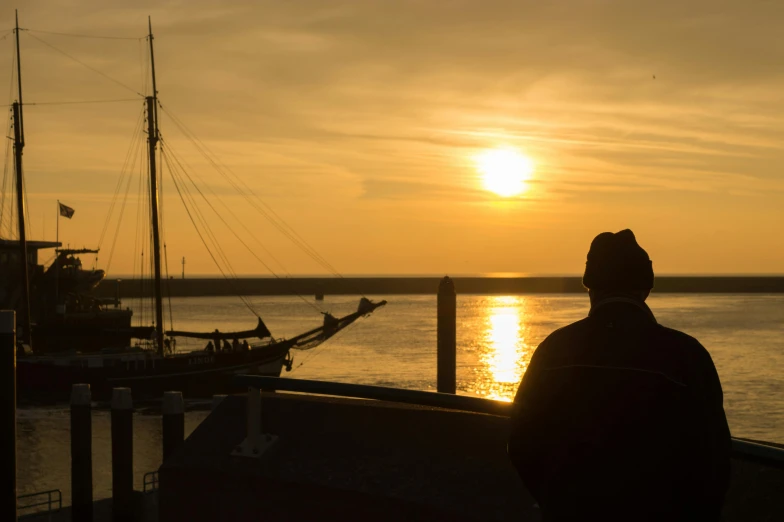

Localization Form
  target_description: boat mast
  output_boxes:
[147,17,164,356]
[13,10,33,348]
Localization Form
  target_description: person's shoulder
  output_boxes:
[655,324,704,348]
[539,318,592,347]
[654,324,716,364]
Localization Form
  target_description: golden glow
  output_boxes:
[475,148,534,197]
[475,296,531,401]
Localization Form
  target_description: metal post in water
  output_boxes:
[162,391,184,461]
[437,276,457,394]
[70,384,92,522]
[111,388,133,522]
[1,311,16,521]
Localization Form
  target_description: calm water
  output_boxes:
[17,293,784,504]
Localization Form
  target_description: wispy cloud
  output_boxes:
[1,0,782,274]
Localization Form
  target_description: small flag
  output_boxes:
[59,202,75,219]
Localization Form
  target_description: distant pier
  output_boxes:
[94,276,784,298]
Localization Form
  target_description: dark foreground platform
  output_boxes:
[159,393,784,522]
[160,393,535,521]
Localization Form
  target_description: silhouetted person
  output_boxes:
[241,339,250,352]
[508,229,731,522]
[232,337,240,352]
[222,340,232,353]
[205,341,214,354]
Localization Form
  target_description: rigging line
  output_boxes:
[159,132,292,277]
[161,136,287,277]
[159,125,324,315]
[145,144,155,326]
[0,116,11,234]
[6,39,14,101]
[163,147,251,297]
[7,35,15,105]
[161,137,323,314]
[3,41,13,236]
[159,141,174,332]
[137,38,142,95]
[163,149,259,316]
[164,149,261,317]
[166,152,260,316]
[22,32,144,98]
[157,105,345,278]
[22,169,31,240]
[163,243,174,331]
[175,124,351,278]
[133,152,146,326]
[162,148,240,289]
[104,124,144,274]
[146,146,155,324]
[98,104,145,250]
[23,98,141,106]
[162,136,300,311]
[159,111,322,271]
[292,320,358,372]
[130,132,147,306]
[106,111,146,270]
[22,28,144,41]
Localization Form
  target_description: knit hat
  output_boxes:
[582,229,654,292]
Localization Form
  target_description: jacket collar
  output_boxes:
[588,296,657,324]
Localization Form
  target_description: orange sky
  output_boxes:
[1,1,782,277]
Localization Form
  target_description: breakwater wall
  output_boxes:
[94,276,784,298]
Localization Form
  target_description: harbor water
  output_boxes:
[17,293,784,504]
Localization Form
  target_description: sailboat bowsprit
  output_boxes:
[8,16,387,402]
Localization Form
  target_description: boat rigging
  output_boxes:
[5,13,386,400]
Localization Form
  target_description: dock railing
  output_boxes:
[17,489,62,519]
[232,375,784,470]
[143,471,159,494]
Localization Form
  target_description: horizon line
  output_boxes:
[104,273,784,279]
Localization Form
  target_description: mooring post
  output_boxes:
[1,311,16,521]
[111,387,133,522]
[162,391,184,461]
[437,276,457,394]
[71,384,93,522]
[231,386,277,458]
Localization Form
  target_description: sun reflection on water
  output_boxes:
[476,296,531,401]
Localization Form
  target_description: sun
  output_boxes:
[475,148,534,197]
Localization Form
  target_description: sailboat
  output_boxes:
[9,15,386,401]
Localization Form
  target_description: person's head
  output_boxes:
[582,229,654,303]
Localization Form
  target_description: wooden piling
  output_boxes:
[1,311,16,521]
[111,387,133,522]
[71,384,93,522]
[162,391,184,461]
[437,276,456,394]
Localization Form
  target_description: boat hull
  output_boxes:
[17,342,292,403]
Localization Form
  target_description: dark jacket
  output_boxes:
[508,297,731,522]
